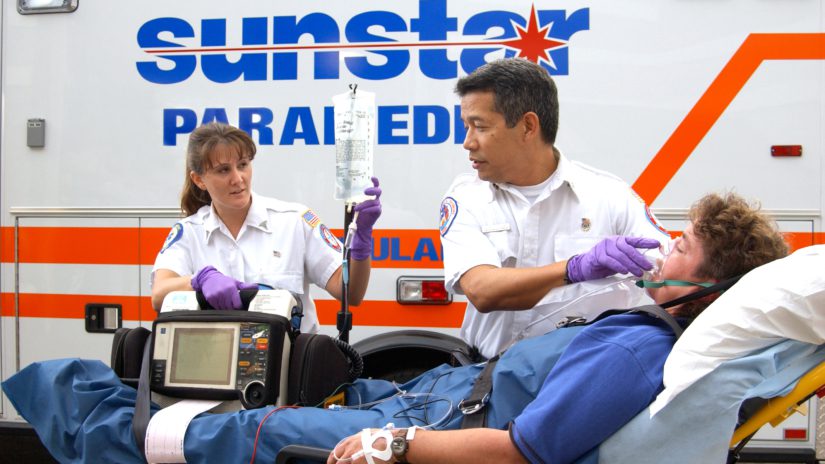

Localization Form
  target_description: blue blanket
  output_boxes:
[2,327,583,463]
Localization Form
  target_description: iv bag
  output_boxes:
[333,88,375,203]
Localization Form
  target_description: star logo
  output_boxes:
[502,5,567,69]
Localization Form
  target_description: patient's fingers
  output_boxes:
[328,433,383,464]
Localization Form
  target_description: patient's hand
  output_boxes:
[329,429,393,464]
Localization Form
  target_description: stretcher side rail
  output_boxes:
[275,444,331,464]
[729,359,825,460]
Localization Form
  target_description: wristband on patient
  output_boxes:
[334,425,421,464]
[355,428,394,464]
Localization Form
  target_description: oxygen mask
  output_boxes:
[636,237,714,290]
[639,238,673,283]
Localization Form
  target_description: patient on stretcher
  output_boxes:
[598,243,825,464]
[328,192,788,464]
[0,193,795,464]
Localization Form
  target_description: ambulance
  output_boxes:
[1,0,824,461]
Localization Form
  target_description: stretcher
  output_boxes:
[5,312,813,464]
[271,344,825,464]
[276,245,825,463]
[729,359,825,462]
[595,245,825,464]
[3,246,824,463]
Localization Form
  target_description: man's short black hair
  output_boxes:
[455,58,559,144]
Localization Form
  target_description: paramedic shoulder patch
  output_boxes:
[160,223,183,254]
[302,209,321,228]
[319,224,342,252]
[630,188,669,236]
[440,197,458,237]
[645,205,669,236]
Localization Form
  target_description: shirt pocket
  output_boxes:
[553,235,607,262]
[257,272,304,295]
[256,251,304,295]
[481,222,518,267]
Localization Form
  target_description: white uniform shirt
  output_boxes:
[440,153,671,358]
[152,193,342,333]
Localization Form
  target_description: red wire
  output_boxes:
[249,405,301,464]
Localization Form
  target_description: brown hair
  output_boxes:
[673,192,789,318]
[180,122,257,216]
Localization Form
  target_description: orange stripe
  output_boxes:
[0,227,13,263]
[14,227,141,264]
[784,232,825,251]
[364,229,443,269]
[316,300,466,328]
[0,292,13,317]
[313,228,444,268]
[142,228,174,265]
[1,226,821,270]
[0,294,156,321]
[633,33,825,204]
[4,232,820,321]
[0,226,445,269]
[0,293,144,320]
[1,292,464,328]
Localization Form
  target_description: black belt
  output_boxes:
[459,354,500,429]
[133,333,153,460]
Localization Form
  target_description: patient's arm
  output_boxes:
[328,428,526,464]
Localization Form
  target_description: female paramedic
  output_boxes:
[0,192,788,464]
[150,122,382,334]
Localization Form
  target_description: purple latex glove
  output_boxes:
[566,236,661,283]
[191,266,257,310]
[350,177,382,260]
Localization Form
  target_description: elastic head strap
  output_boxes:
[658,275,743,309]
[636,279,715,289]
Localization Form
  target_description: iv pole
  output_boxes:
[337,83,359,343]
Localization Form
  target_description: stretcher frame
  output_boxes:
[728,360,825,462]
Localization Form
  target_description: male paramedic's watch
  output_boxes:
[390,429,410,463]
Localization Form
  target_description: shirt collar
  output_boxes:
[245,193,271,233]
[491,148,581,200]
[552,150,581,195]
[201,192,270,242]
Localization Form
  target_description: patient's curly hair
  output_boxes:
[676,192,789,318]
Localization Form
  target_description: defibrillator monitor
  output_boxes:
[150,309,292,409]
[167,324,236,387]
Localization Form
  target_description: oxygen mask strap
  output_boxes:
[635,279,714,289]
[652,275,744,309]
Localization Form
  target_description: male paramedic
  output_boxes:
[330,192,789,464]
[440,58,671,359]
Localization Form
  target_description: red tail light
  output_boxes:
[397,277,452,305]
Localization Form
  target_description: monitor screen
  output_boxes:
[170,327,234,386]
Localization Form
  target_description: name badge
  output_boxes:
[481,223,511,233]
